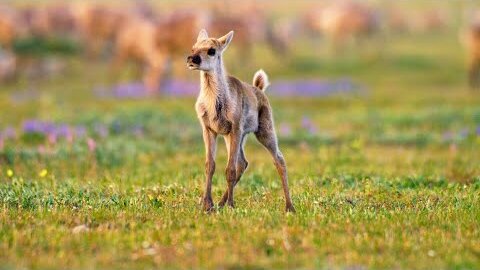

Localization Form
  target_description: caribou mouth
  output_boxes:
[187,64,199,70]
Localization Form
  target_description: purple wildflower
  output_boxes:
[95,78,366,99]
[75,126,87,138]
[476,126,480,136]
[93,83,148,99]
[164,79,198,96]
[23,120,41,133]
[279,122,292,137]
[59,126,74,143]
[301,116,311,128]
[94,80,199,99]
[87,137,96,152]
[22,120,55,134]
[301,116,317,135]
[56,124,70,138]
[44,122,56,134]
[271,79,365,97]
[114,82,149,99]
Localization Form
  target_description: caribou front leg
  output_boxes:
[223,131,242,208]
[219,135,248,207]
[202,127,217,212]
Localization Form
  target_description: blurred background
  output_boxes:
[1,1,480,269]
[0,0,479,179]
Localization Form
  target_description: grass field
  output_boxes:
[1,17,480,270]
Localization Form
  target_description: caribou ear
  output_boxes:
[197,29,208,42]
[218,31,234,50]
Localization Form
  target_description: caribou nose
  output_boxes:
[191,54,201,65]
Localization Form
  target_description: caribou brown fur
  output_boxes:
[463,22,480,89]
[186,29,295,212]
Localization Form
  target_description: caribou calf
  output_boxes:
[186,29,295,212]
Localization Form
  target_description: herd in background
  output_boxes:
[0,1,480,91]
[0,1,291,91]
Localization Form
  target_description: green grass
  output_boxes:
[13,37,80,57]
[1,21,480,270]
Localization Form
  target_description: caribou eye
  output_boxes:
[207,48,216,56]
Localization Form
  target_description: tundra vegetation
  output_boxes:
[0,1,480,269]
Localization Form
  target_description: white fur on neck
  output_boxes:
[199,58,231,116]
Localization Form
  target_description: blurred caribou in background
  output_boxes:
[0,0,464,92]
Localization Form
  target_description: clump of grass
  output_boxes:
[13,36,80,57]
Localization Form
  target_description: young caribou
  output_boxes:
[186,29,295,212]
